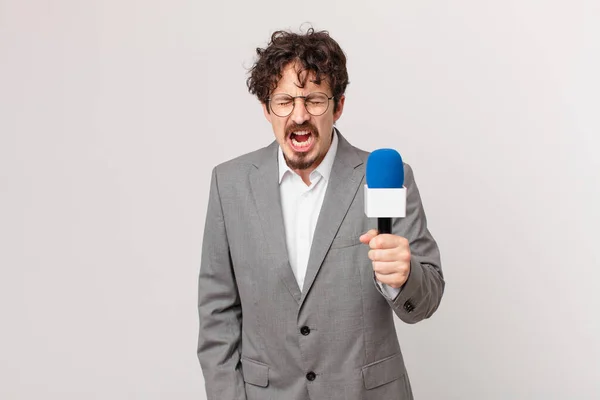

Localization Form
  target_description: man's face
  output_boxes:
[262,63,345,172]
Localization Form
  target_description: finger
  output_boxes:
[368,248,410,263]
[370,234,408,250]
[372,261,403,275]
[374,272,405,289]
[359,229,379,244]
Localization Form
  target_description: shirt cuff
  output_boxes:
[377,281,401,300]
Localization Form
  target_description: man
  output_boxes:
[197,28,444,400]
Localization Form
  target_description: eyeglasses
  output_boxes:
[267,92,334,117]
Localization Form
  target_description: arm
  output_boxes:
[389,163,444,323]
[197,167,246,399]
[365,163,445,323]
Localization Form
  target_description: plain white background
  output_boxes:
[1,0,599,399]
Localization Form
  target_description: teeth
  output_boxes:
[293,131,310,136]
[291,135,313,148]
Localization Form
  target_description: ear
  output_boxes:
[262,103,272,123]
[333,95,345,123]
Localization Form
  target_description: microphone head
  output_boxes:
[366,149,404,188]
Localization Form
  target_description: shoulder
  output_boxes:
[338,133,413,170]
[206,142,277,197]
[212,142,275,178]
[339,134,415,179]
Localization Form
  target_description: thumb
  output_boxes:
[359,229,379,245]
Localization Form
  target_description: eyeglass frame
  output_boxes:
[266,92,335,117]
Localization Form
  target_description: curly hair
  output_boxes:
[246,27,349,113]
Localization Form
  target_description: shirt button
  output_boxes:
[300,326,311,336]
[306,371,316,381]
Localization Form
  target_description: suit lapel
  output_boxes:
[300,133,365,306]
[250,142,302,304]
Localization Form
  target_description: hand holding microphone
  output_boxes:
[359,149,411,289]
[359,231,411,289]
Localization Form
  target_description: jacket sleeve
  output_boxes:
[375,163,445,323]
[197,167,246,399]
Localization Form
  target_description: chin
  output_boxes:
[285,152,317,171]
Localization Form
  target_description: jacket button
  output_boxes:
[404,300,415,313]
[300,326,311,336]
[306,371,316,381]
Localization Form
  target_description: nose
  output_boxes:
[290,97,310,124]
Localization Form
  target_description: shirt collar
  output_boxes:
[278,128,339,184]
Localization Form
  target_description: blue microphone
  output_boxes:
[364,149,407,234]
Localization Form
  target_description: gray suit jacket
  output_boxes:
[197,132,444,400]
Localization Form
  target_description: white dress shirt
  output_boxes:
[278,131,400,299]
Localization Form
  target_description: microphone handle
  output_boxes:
[377,217,392,234]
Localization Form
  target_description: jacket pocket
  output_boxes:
[361,353,406,390]
[241,357,269,388]
[330,235,361,249]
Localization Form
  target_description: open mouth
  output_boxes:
[289,131,314,152]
